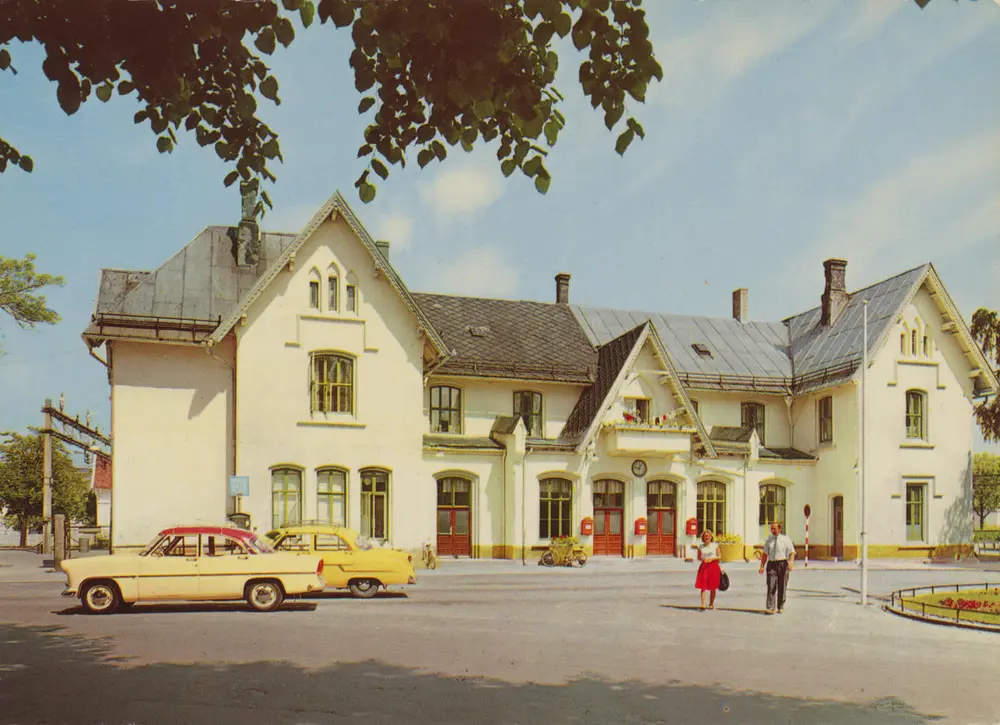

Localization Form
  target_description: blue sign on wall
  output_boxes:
[228,475,250,497]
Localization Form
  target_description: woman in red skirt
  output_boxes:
[695,529,721,610]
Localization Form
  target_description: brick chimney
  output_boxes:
[821,259,849,326]
[233,181,261,267]
[555,273,571,304]
[732,288,749,323]
[375,240,390,261]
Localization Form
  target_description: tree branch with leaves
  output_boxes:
[971,308,1000,442]
[0,0,660,214]
[0,254,64,352]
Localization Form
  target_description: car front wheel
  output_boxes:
[245,580,285,612]
[81,580,121,615]
[348,579,380,599]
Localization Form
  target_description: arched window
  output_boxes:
[514,390,543,437]
[900,332,906,355]
[905,390,927,440]
[271,467,302,529]
[311,353,354,414]
[429,386,462,433]
[759,483,786,531]
[539,478,572,539]
[697,481,726,536]
[327,274,339,311]
[316,467,347,526]
[817,396,833,443]
[911,330,918,357]
[360,468,389,540]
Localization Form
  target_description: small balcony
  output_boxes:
[604,421,693,457]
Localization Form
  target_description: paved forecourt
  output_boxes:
[1,549,999,724]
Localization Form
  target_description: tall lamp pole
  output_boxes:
[860,300,869,606]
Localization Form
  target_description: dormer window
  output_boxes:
[430,386,462,434]
[692,343,713,358]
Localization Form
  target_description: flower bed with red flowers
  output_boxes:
[901,588,1000,626]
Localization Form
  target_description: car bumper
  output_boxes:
[306,583,324,592]
[62,588,77,597]
[408,575,416,584]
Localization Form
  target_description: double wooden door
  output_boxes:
[832,496,844,559]
[437,477,471,557]
[593,480,624,556]
[646,508,676,556]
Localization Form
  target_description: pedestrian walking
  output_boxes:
[695,529,721,610]
[759,522,795,614]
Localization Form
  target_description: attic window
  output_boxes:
[467,326,490,338]
[692,343,713,358]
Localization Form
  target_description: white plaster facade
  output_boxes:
[86,193,997,560]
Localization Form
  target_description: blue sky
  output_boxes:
[1,1,998,454]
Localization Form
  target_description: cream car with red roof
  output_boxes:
[61,525,325,614]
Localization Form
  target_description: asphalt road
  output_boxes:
[1,562,999,725]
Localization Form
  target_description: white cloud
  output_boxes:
[650,4,833,111]
[374,214,414,251]
[420,164,503,217]
[794,127,1000,287]
[436,248,518,298]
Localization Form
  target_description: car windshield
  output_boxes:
[355,535,379,551]
[139,533,169,556]
[246,534,274,553]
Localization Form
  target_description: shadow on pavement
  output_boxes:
[54,601,318,616]
[0,623,941,725]
[660,604,771,616]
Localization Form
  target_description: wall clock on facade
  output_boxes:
[631,459,647,477]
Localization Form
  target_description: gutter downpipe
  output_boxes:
[522,449,532,566]
[205,341,238,479]
[87,343,110,369]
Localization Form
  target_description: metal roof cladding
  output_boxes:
[572,263,931,387]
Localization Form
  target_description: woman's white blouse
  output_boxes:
[699,542,719,560]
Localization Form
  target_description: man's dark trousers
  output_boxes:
[766,560,789,611]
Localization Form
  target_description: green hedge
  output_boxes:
[973,529,1000,542]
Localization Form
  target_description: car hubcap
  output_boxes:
[254,585,276,605]
[89,587,111,609]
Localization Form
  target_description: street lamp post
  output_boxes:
[861,300,869,606]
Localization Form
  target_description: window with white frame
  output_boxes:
[316,467,347,526]
[905,483,925,541]
[818,396,833,444]
[514,390,543,437]
[539,478,572,539]
[311,353,354,414]
[624,397,651,424]
[360,468,389,540]
[759,483,786,531]
[905,390,926,440]
[271,467,302,529]
[697,481,727,536]
[429,386,462,433]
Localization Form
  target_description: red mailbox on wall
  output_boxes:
[580,517,594,536]
[634,517,648,536]
[685,517,699,536]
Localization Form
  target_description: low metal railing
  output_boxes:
[888,582,1000,629]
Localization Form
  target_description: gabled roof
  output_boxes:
[206,191,449,358]
[83,228,297,345]
[560,322,716,457]
[413,293,597,383]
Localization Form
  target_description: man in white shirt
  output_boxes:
[758,522,796,614]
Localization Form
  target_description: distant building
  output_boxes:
[83,192,997,559]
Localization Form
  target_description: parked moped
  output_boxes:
[539,537,588,567]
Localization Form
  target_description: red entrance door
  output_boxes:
[646,480,677,556]
[593,508,623,556]
[647,508,676,556]
[436,477,471,557]
[437,508,470,556]
[593,479,625,557]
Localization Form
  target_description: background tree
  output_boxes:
[972,452,1000,530]
[0,431,91,547]
[971,309,1000,442]
[0,254,64,354]
[0,0,660,213]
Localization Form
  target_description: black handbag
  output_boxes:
[719,570,730,592]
